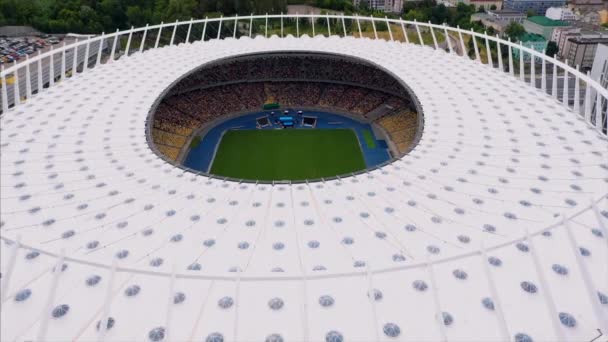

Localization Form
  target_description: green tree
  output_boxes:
[126,5,153,27]
[430,4,448,24]
[505,21,525,41]
[526,9,536,17]
[545,41,559,57]
[490,4,497,10]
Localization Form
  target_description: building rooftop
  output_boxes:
[526,15,570,26]
[520,32,548,41]
[488,9,526,15]
[568,35,608,43]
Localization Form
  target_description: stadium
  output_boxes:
[1,14,607,342]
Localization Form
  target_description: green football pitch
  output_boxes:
[210,129,366,180]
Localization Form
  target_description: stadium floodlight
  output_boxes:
[496,34,503,70]
[233,15,238,39]
[484,32,492,66]
[508,39,514,75]
[400,19,409,44]
[24,55,31,98]
[472,28,480,62]
[217,15,223,40]
[109,28,119,62]
[186,18,193,43]
[385,16,393,41]
[563,62,569,106]
[154,22,162,49]
[125,26,133,54]
[249,14,253,37]
[202,17,208,40]
[48,46,54,87]
[415,19,423,45]
[140,24,148,52]
[170,19,178,46]
[457,25,465,56]
[444,24,452,53]
[37,50,43,91]
[574,66,581,114]
[1,66,7,112]
[530,48,536,84]
[370,15,377,39]
[71,37,78,77]
[429,22,438,49]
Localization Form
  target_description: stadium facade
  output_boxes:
[1,14,607,342]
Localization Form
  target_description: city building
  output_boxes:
[471,13,512,33]
[471,9,526,33]
[545,7,577,21]
[353,0,383,10]
[589,43,607,118]
[601,9,608,24]
[354,0,403,12]
[512,33,548,61]
[565,34,608,69]
[503,0,566,16]
[462,0,503,10]
[568,0,608,12]
[523,16,570,40]
[384,0,404,13]
[487,9,527,22]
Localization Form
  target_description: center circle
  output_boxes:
[148,52,423,181]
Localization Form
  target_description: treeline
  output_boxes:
[0,0,292,34]
[402,0,479,29]
[0,0,483,34]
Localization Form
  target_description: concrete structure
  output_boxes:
[590,43,607,116]
[0,15,607,342]
[503,0,566,16]
[600,9,608,24]
[487,9,527,22]
[568,0,608,11]
[353,0,405,12]
[354,0,385,11]
[472,9,525,33]
[545,7,577,21]
[384,0,404,12]
[462,0,503,10]
[565,34,608,69]
[513,33,548,61]
[523,16,570,40]
[286,5,344,15]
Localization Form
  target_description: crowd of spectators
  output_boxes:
[377,110,419,153]
[151,78,415,160]
[170,54,404,96]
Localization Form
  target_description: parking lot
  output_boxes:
[0,35,73,65]
[1,36,107,111]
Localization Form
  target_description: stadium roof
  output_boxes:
[1,32,607,342]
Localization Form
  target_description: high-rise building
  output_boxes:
[503,0,566,15]
[565,34,608,70]
[590,43,608,116]
[354,0,404,12]
[523,16,570,40]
